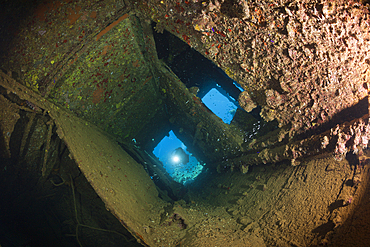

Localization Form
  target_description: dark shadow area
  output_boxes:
[311,221,335,238]
[135,104,172,152]
[0,0,43,64]
[345,179,354,187]
[220,0,245,19]
[297,96,368,142]
[346,152,359,167]
[328,200,346,213]
[152,22,241,101]
[0,113,141,247]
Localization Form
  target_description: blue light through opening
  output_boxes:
[202,87,238,124]
[153,130,204,185]
[233,81,245,92]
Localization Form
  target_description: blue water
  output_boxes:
[233,81,244,92]
[153,130,204,185]
[202,87,238,124]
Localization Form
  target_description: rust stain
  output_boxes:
[92,87,104,104]
[134,232,146,243]
[96,14,129,41]
[132,59,140,67]
[90,11,97,19]
[34,4,49,21]
[102,45,111,56]
[69,55,78,65]
[67,6,82,25]
[119,73,130,80]
[34,1,63,21]
[142,76,152,86]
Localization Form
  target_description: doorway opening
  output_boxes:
[201,83,241,124]
[153,130,205,185]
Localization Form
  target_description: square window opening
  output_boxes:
[201,86,239,124]
[153,130,205,185]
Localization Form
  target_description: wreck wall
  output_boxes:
[133,0,370,138]
[0,0,165,144]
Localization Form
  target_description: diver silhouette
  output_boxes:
[172,147,189,164]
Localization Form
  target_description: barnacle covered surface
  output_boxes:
[135,0,370,136]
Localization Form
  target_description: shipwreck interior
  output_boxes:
[1,0,370,246]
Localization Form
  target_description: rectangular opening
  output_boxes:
[153,130,204,185]
[201,87,239,124]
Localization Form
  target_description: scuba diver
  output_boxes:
[171,147,189,165]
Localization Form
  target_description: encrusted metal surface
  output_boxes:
[134,0,370,137]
